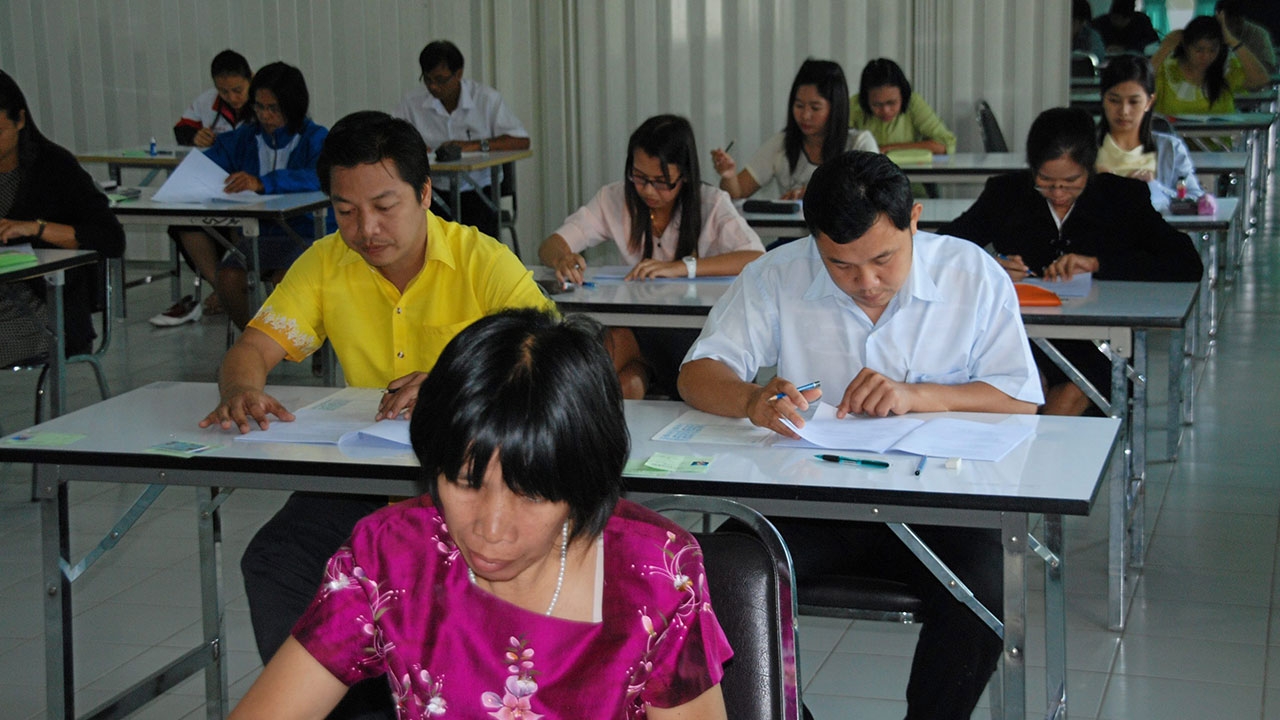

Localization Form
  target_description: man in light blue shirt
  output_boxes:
[679,150,1043,719]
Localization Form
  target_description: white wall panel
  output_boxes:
[1,0,1067,263]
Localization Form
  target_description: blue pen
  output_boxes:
[815,454,890,469]
[914,456,928,476]
[772,380,821,401]
[996,253,1037,278]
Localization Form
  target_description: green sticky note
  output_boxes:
[624,458,671,477]
[146,440,222,457]
[1,432,86,446]
[643,452,688,472]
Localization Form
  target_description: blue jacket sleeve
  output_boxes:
[1150,132,1204,211]
[260,122,327,194]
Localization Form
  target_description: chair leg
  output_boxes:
[84,357,111,400]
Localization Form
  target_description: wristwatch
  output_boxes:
[35,219,47,239]
[682,255,697,278]
[479,138,490,153]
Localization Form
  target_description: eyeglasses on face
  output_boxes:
[1032,175,1086,198]
[629,171,683,191]
[253,102,282,115]
[424,71,457,88]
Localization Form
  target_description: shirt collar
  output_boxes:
[800,232,941,310]
[428,79,475,116]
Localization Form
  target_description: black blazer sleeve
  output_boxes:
[12,142,126,258]
[1076,175,1203,282]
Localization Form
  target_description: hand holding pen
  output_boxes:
[375,371,428,420]
[748,378,823,439]
[995,253,1036,280]
[710,141,736,178]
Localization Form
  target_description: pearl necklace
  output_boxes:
[469,520,569,616]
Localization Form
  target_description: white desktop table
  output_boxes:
[0,248,101,417]
[0,383,1120,720]
[107,188,330,315]
[431,149,532,256]
[76,146,190,187]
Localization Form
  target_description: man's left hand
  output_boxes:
[837,368,915,418]
[376,372,428,420]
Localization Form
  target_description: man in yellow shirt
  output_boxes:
[199,110,552,719]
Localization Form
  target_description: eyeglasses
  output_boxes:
[629,171,683,191]
[1032,177,1086,199]
[424,71,457,88]
[253,102,282,115]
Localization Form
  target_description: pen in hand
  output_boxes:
[772,380,821,401]
[724,140,735,153]
[996,253,1037,278]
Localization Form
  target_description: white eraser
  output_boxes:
[945,457,962,470]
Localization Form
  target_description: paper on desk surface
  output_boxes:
[152,150,261,204]
[777,402,1034,462]
[652,409,774,446]
[585,265,734,282]
[231,387,411,450]
[1019,272,1092,298]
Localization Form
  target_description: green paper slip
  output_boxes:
[0,251,38,269]
[624,458,672,477]
[146,440,222,457]
[641,452,716,474]
[1,432,85,446]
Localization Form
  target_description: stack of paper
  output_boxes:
[0,243,38,270]
[153,150,262,204]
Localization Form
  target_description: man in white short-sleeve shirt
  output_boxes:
[678,150,1042,719]
[393,40,529,239]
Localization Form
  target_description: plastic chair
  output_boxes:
[497,160,521,259]
[1070,51,1099,79]
[975,100,1010,153]
[640,495,802,720]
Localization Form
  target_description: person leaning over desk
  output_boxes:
[0,70,125,366]
[939,107,1203,417]
[711,58,877,201]
[1151,13,1269,117]
[393,39,530,239]
[200,111,553,720]
[228,309,732,720]
[173,49,253,148]
[849,58,956,156]
[539,114,763,400]
[678,150,1043,720]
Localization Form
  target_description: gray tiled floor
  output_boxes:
[3,179,1279,718]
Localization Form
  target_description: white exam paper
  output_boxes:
[1019,272,1092,298]
[152,150,262,204]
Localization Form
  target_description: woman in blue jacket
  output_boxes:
[152,61,331,330]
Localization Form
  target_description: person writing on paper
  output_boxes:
[201,111,553,720]
[173,49,253,148]
[0,70,125,366]
[393,40,530,239]
[1092,0,1159,54]
[939,107,1202,416]
[1096,54,1205,212]
[1151,14,1269,117]
[677,150,1041,720]
[711,59,877,201]
[151,61,331,330]
[227,309,732,720]
[849,58,956,157]
[539,114,763,400]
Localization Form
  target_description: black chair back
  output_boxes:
[975,100,1010,153]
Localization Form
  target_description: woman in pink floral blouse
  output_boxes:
[229,309,733,720]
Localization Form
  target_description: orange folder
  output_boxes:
[1014,283,1062,307]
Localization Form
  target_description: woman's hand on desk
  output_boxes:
[779,185,806,201]
[224,172,264,194]
[376,372,428,420]
[746,377,823,440]
[995,253,1034,282]
[0,218,43,244]
[193,127,217,148]
[551,253,587,286]
[625,259,683,280]
[1042,253,1099,282]
[200,389,296,433]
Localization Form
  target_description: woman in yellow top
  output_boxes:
[1151,14,1268,116]
[849,58,956,156]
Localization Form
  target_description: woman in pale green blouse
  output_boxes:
[849,58,956,156]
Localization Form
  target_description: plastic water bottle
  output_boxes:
[1176,176,1187,199]
[149,137,157,157]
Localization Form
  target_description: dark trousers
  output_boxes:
[774,519,1003,720]
[241,492,396,720]
[430,187,500,240]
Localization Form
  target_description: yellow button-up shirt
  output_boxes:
[250,210,554,387]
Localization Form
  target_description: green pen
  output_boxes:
[814,454,890,469]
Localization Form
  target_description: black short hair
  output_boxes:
[803,150,914,244]
[318,111,432,201]
[1073,0,1092,22]
[1026,107,1098,174]
[784,59,850,173]
[410,309,627,542]
[249,61,309,134]
[857,58,913,116]
[623,114,703,260]
[418,40,465,77]
[210,50,252,80]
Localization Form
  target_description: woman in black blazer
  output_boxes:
[939,106,1202,415]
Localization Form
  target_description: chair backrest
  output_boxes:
[1151,114,1174,135]
[975,100,1010,153]
[1070,50,1099,79]
[640,495,801,720]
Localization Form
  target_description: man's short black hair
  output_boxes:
[317,111,431,201]
[248,61,309,134]
[418,40,465,77]
[803,151,914,244]
[411,309,626,542]
[210,49,252,80]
